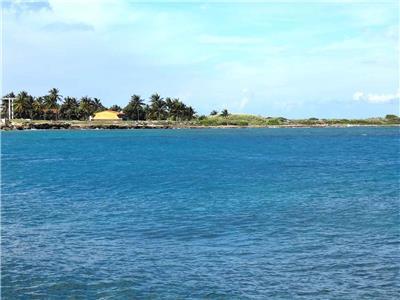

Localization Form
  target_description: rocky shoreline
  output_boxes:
[1,122,174,130]
[1,121,398,131]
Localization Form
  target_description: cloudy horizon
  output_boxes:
[2,0,399,118]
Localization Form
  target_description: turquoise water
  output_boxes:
[2,128,399,298]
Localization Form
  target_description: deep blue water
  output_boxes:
[2,128,399,299]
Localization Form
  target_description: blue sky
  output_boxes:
[2,0,399,118]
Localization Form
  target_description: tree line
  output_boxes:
[1,88,198,121]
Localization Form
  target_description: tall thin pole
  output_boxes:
[2,97,16,120]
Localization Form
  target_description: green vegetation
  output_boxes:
[194,114,399,127]
[210,110,218,116]
[385,114,400,122]
[1,89,196,121]
[197,114,269,126]
[2,89,399,129]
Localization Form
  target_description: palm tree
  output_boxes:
[45,88,62,109]
[60,97,79,120]
[133,95,145,121]
[14,91,34,119]
[93,98,105,112]
[78,96,94,120]
[32,97,44,120]
[144,104,151,120]
[165,97,173,119]
[185,106,196,120]
[149,93,166,120]
[124,95,145,121]
[44,88,62,120]
[109,104,122,112]
[168,98,184,121]
[220,109,229,117]
[220,109,229,125]
[3,92,15,98]
[210,110,218,116]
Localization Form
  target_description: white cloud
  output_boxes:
[3,0,399,117]
[353,91,364,101]
[353,91,400,103]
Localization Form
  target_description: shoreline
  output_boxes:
[1,121,399,131]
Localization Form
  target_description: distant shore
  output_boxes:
[1,119,399,131]
[3,90,399,131]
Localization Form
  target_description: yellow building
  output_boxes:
[92,110,123,120]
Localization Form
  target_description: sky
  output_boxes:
[2,0,399,118]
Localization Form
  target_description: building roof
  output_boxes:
[93,110,124,120]
[102,110,122,114]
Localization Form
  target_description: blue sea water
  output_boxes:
[1,127,399,299]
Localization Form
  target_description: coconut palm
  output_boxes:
[32,97,44,119]
[78,96,94,120]
[124,95,145,121]
[149,93,166,120]
[185,106,196,120]
[220,109,229,125]
[109,104,122,112]
[167,98,184,121]
[3,92,15,98]
[165,97,173,119]
[14,91,34,119]
[144,104,151,120]
[43,88,62,120]
[60,97,79,120]
[210,110,218,116]
[93,98,105,112]
[220,109,229,117]
[44,88,61,109]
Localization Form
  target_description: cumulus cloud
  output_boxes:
[353,91,364,101]
[3,0,399,117]
[353,91,400,103]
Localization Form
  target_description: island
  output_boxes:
[2,89,399,130]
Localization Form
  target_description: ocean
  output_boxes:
[2,128,399,298]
